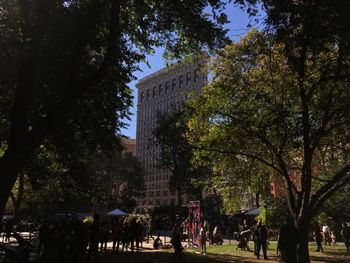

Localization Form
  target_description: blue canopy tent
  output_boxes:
[106,208,128,217]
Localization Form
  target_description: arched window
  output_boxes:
[165,81,170,93]
[146,89,150,99]
[172,78,176,90]
[152,87,157,97]
[141,92,145,102]
[179,75,183,88]
[186,72,191,84]
[194,69,200,82]
[159,84,163,95]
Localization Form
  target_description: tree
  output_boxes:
[188,29,350,262]
[153,110,201,212]
[105,152,145,213]
[264,196,289,230]
[0,0,230,217]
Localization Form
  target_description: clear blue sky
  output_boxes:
[121,3,264,139]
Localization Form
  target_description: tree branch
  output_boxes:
[191,144,284,175]
[310,163,350,209]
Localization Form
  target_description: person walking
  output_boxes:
[341,223,350,253]
[252,220,268,260]
[314,222,324,252]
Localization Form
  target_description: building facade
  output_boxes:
[136,58,207,212]
[121,137,136,156]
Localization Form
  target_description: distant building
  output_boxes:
[136,57,207,212]
[121,137,136,156]
[270,169,302,197]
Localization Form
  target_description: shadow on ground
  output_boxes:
[101,250,274,263]
[100,250,350,263]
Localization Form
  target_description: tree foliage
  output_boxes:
[104,151,145,213]
[153,109,205,210]
[0,0,231,216]
[188,28,350,262]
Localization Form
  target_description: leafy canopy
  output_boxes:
[188,29,350,219]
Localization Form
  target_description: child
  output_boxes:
[153,235,163,249]
[331,231,336,245]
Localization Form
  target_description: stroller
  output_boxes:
[234,229,251,251]
[0,232,31,263]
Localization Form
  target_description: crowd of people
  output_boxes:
[0,214,154,262]
[1,214,349,262]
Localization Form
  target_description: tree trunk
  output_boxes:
[0,152,23,218]
[176,185,182,216]
[296,223,311,263]
[11,172,25,222]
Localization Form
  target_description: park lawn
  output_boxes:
[24,240,349,263]
[186,241,350,263]
[97,242,349,263]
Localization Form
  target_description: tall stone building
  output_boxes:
[136,58,207,212]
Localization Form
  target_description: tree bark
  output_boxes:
[0,150,28,218]
[11,172,25,222]
[176,184,182,216]
[296,223,311,263]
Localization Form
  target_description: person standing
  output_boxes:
[200,224,207,254]
[341,223,350,253]
[314,222,324,252]
[111,219,122,252]
[99,222,109,253]
[252,220,268,260]
[241,219,251,251]
[37,220,49,255]
[322,223,331,246]
[146,219,153,242]
[87,214,100,262]
[171,224,183,260]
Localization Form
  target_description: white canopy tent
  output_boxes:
[106,208,128,217]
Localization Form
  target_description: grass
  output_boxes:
[3,239,348,263]
[185,241,350,263]
[97,244,350,263]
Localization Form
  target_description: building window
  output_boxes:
[141,92,145,102]
[186,72,191,84]
[165,81,170,93]
[146,89,150,100]
[159,84,163,95]
[172,78,176,90]
[179,75,183,88]
[153,87,157,97]
[156,199,160,205]
[194,69,200,82]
